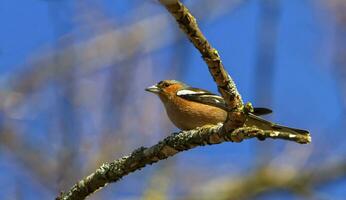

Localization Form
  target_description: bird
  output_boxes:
[145,80,309,136]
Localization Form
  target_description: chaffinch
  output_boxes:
[146,80,309,135]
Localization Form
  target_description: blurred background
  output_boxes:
[0,0,345,199]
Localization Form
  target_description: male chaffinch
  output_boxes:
[146,80,309,135]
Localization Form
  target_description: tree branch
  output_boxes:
[56,124,310,200]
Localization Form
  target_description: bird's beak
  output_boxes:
[145,84,161,94]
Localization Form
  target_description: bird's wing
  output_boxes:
[176,87,229,110]
[246,113,309,135]
[177,87,273,115]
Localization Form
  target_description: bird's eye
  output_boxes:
[159,81,170,88]
[162,82,170,88]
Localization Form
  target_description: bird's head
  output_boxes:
[145,80,187,100]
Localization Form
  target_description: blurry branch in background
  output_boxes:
[253,0,279,115]
[252,0,279,166]
[185,161,346,200]
[0,127,58,189]
[323,0,346,159]
[57,0,310,199]
[317,0,346,151]
[328,0,346,113]
[47,2,82,190]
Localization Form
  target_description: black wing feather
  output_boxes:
[177,87,230,111]
[177,87,272,115]
[253,107,273,115]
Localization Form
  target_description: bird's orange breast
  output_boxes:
[162,96,227,130]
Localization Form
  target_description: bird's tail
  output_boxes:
[245,113,310,136]
[253,107,272,116]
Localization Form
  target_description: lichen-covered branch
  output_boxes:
[56,124,310,200]
[231,127,311,144]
